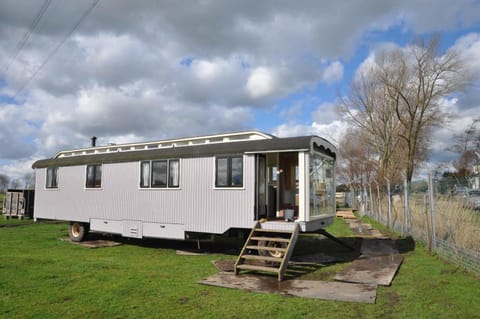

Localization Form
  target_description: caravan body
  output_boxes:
[32,131,336,241]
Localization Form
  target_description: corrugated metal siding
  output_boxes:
[34,155,256,234]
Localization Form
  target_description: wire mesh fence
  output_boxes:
[342,172,480,275]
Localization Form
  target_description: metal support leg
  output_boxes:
[317,229,355,251]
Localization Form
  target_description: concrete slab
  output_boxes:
[199,272,377,304]
[334,254,403,286]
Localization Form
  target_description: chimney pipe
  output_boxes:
[91,136,97,147]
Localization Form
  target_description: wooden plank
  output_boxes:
[254,228,295,234]
[235,264,280,273]
[277,223,299,281]
[60,238,122,248]
[334,254,403,286]
[250,236,291,243]
[199,273,377,303]
[240,254,283,263]
[234,222,260,274]
[336,210,356,219]
[245,245,287,252]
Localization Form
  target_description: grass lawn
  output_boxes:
[0,219,479,319]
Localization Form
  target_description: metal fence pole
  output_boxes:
[374,180,381,221]
[428,173,436,249]
[403,173,409,235]
[385,177,391,228]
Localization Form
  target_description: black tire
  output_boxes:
[69,222,88,242]
[258,240,287,259]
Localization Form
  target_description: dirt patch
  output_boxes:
[212,259,235,272]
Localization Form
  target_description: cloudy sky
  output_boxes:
[0,0,479,181]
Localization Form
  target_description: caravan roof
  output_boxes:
[32,131,336,168]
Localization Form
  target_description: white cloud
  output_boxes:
[0,0,479,180]
[192,60,222,82]
[245,67,275,98]
[322,61,344,84]
[272,119,348,147]
[312,102,341,125]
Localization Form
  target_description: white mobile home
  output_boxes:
[32,131,336,244]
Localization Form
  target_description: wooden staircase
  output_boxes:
[234,222,300,281]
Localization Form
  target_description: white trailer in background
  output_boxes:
[33,131,336,268]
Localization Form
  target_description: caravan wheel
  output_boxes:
[69,222,88,242]
[258,240,287,259]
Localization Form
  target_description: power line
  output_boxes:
[13,0,100,99]
[3,0,52,73]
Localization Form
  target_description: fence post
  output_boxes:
[368,183,373,218]
[374,180,381,222]
[428,173,436,250]
[403,174,409,235]
[385,177,391,228]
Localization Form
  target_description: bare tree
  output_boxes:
[10,179,22,189]
[340,35,470,183]
[337,127,377,194]
[384,36,471,181]
[24,172,36,189]
[0,174,9,193]
[339,50,405,184]
[450,118,479,174]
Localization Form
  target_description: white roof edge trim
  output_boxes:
[54,131,274,159]
[245,149,310,154]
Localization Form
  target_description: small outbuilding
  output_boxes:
[2,189,35,219]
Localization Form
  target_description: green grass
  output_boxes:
[0,219,479,319]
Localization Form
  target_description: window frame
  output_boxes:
[215,155,244,188]
[140,159,180,189]
[46,167,58,189]
[85,164,102,189]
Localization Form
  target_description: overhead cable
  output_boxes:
[3,0,52,73]
[13,0,100,98]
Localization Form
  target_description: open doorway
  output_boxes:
[255,152,299,220]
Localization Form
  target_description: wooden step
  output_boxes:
[253,228,294,234]
[250,236,291,243]
[234,221,300,281]
[245,245,287,252]
[240,254,283,263]
[235,264,280,273]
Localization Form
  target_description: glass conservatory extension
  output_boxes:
[309,153,335,218]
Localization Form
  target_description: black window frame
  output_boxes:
[140,159,180,189]
[46,167,58,189]
[86,164,102,188]
[215,155,243,188]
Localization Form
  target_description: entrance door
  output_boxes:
[261,152,300,220]
[255,154,267,220]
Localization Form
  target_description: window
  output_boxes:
[46,167,58,189]
[140,159,179,188]
[215,156,243,188]
[168,160,180,187]
[140,161,150,188]
[152,160,168,187]
[86,164,102,188]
